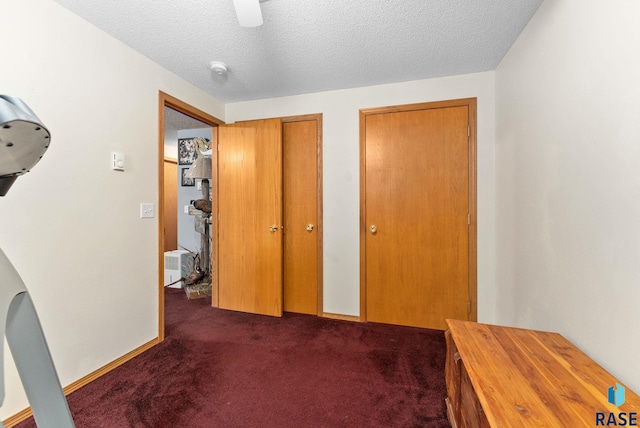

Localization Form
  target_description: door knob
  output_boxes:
[269,225,278,233]
[306,224,314,232]
[370,225,377,235]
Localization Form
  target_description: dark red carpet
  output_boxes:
[17,289,449,427]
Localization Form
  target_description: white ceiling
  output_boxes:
[52,0,543,103]
[164,107,211,132]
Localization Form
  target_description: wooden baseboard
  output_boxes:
[2,407,32,428]
[2,337,160,427]
[322,312,361,322]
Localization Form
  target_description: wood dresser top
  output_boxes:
[446,319,640,427]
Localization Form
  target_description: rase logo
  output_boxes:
[596,383,638,426]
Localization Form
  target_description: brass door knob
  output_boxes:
[370,225,377,235]
[269,225,278,233]
[306,224,314,232]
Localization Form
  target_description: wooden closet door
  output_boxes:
[283,119,318,314]
[218,119,283,317]
[364,105,470,330]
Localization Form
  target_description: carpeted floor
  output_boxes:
[17,288,450,427]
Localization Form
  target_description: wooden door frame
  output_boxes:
[359,98,477,324]
[158,91,223,341]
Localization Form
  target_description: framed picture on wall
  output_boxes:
[181,168,195,186]
[178,138,198,165]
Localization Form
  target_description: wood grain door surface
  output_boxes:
[218,119,284,317]
[283,120,318,315]
[364,105,470,330]
[163,158,178,252]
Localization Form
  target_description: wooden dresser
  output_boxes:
[445,319,640,427]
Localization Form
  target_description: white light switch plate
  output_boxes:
[112,152,125,171]
[140,203,154,218]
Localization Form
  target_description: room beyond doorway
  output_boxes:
[158,92,223,341]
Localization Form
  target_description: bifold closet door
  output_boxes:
[283,119,318,315]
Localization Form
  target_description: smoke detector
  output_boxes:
[210,61,228,76]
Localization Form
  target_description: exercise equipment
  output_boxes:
[0,95,75,427]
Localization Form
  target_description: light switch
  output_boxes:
[140,203,154,218]
[112,152,125,171]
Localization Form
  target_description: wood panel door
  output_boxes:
[218,118,284,317]
[163,158,178,252]
[283,119,318,315]
[362,101,475,330]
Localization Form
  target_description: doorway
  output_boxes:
[158,92,223,341]
[360,98,477,330]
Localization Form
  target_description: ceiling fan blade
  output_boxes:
[233,0,263,27]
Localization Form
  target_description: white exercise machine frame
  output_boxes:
[0,95,74,427]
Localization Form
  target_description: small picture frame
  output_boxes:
[181,168,195,186]
[178,138,198,165]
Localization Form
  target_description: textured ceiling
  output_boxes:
[164,107,211,132]
[52,0,543,103]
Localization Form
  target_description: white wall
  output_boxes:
[495,0,640,392]
[226,72,496,320]
[0,0,224,419]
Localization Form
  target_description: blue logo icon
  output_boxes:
[608,383,626,407]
